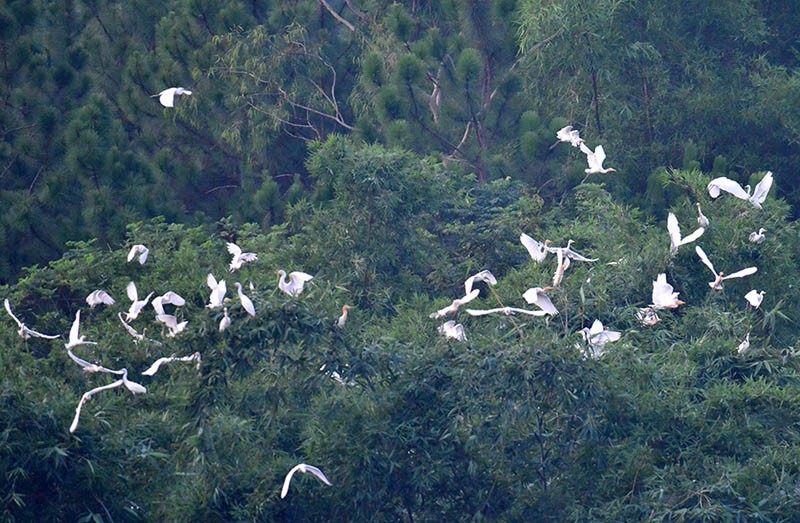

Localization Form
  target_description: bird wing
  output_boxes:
[127,245,138,262]
[520,233,547,262]
[506,307,548,316]
[459,288,481,305]
[579,142,593,157]
[137,247,149,264]
[207,273,218,290]
[162,291,185,306]
[122,371,147,394]
[556,126,573,142]
[721,267,758,280]
[522,288,558,315]
[70,379,125,433]
[465,308,505,316]
[666,212,682,248]
[142,357,170,376]
[679,226,705,246]
[590,319,604,337]
[4,298,23,328]
[158,88,176,107]
[750,171,773,207]
[226,242,242,256]
[565,247,598,262]
[281,464,302,498]
[26,327,60,339]
[240,294,256,316]
[707,177,749,200]
[694,246,716,275]
[118,313,142,338]
[126,281,138,302]
[69,311,81,344]
[304,464,333,486]
[594,145,607,166]
[290,271,314,283]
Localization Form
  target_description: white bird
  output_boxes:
[86,290,115,308]
[126,282,154,321]
[206,273,227,309]
[151,290,186,316]
[579,319,621,359]
[65,310,97,349]
[695,246,757,290]
[696,203,710,228]
[521,287,559,315]
[429,289,480,319]
[465,306,548,317]
[579,142,616,174]
[156,314,188,337]
[118,312,145,342]
[650,273,684,310]
[437,320,466,341]
[4,298,60,340]
[545,240,598,262]
[637,307,661,326]
[69,368,146,433]
[127,244,149,264]
[737,333,751,354]
[549,248,571,289]
[748,228,767,244]
[280,463,332,499]
[276,270,314,297]
[234,282,256,317]
[667,212,705,255]
[336,305,353,328]
[227,242,258,272]
[464,269,497,295]
[554,125,584,148]
[520,233,548,262]
[744,289,765,308]
[219,307,231,332]
[154,87,192,108]
[707,171,773,208]
[142,352,201,376]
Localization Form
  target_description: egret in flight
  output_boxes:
[66,310,98,349]
[554,125,584,148]
[695,246,757,290]
[578,319,621,359]
[650,273,684,310]
[464,270,497,295]
[707,171,773,208]
[126,282,154,321]
[69,368,146,433]
[429,289,480,319]
[277,270,314,297]
[281,463,332,499]
[744,289,765,308]
[142,352,201,376]
[520,234,548,263]
[438,320,466,341]
[4,298,59,340]
[154,87,192,108]
[667,212,705,255]
[152,291,185,316]
[522,287,559,315]
[227,242,258,272]
[749,228,767,244]
[206,273,227,308]
[546,240,598,262]
[579,143,616,174]
[86,290,115,308]
[156,314,188,337]
[127,244,149,265]
[465,306,547,317]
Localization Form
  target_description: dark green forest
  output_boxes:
[2,1,800,521]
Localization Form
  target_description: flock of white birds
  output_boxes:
[430,126,773,360]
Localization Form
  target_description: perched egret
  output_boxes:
[737,333,751,354]
[227,242,258,272]
[745,289,765,308]
[126,282,154,321]
[637,307,661,326]
[578,319,621,359]
[276,270,314,297]
[66,310,97,349]
[520,234,548,263]
[281,463,332,499]
[579,142,616,174]
[667,212,705,255]
[429,289,480,319]
[707,172,773,208]
[695,246,757,290]
[437,320,467,341]
[234,282,256,317]
[695,203,710,228]
[4,298,60,340]
[69,369,146,433]
[127,244,149,264]
[522,287,559,315]
[86,290,115,308]
[219,307,231,332]
[464,269,497,295]
[554,125,584,148]
[156,314,188,337]
[206,273,227,308]
[142,352,201,376]
[748,228,767,244]
[154,87,192,108]
[650,274,684,310]
[465,306,547,317]
[336,305,353,328]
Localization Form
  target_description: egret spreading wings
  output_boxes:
[276,270,314,297]
[227,242,258,272]
[667,212,705,255]
[154,87,192,108]
[4,298,60,340]
[281,463,332,499]
[695,246,757,290]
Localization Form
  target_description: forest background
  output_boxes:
[2,0,800,521]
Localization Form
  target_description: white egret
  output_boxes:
[276,270,314,297]
[126,282,154,321]
[118,312,144,342]
[554,125,584,148]
[69,368,146,433]
[522,287,558,315]
[66,348,119,374]
[748,171,774,209]
[707,172,773,208]
[4,298,60,340]
[206,273,227,308]
[637,307,661,326]
[578,319,621,359]
[465,306,547,317]
[737,333,751,354]
[65,310,97,349]
[142,352,201,376]
[520,234,548,262]
[151,291,184,316]
[336,305,353,328]
[156,314,188,337]
[549,248,571,289]
[579,142,616,174]
[127,244,149,264]
[748,228,767,244]
[464,269,497,295]
[234,282,256,317]
[154,87,192,108]
[744,289,765,308]
[545,240,598,262]
[695,246,757,290]
[219,307,231,332]
[86,290,115,308]
[650,274,684,310]
[280,463,332,499]
[696,203,710,228]
[437,320,466,341]
[667,212,705,255]
[429,289,480,319]
[227,242,258,272]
